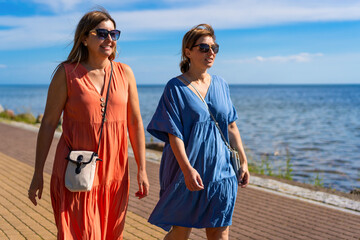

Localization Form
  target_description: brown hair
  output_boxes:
[180,24,216,73]
[64,8,117,65]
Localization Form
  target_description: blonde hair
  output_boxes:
[65,8,117,65]
[180,24,216,73]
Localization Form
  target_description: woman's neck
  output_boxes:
[83,58,110,71]
[184,69,209,83]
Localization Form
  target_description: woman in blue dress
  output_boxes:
[147,24,250,240]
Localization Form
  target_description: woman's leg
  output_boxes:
[205,226,229,240]
[164,226,192,240]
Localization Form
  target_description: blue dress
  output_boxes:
[147,75,238,231]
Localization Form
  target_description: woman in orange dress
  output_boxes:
[28,9,149,239]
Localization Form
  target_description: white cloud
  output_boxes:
[113,0,360,32]
[1,0,360,50]
[0,64,7,68]
[228,53,324,64]
[0,14,80,50]
[33,0,83,12]
[30,0,144,13]
[28,0,360,19]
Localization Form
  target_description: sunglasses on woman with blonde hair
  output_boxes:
[89,28,121,41]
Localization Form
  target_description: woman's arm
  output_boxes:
[228,121,250,188]
[168,133,204,191]
[28,65,67,205]
[124,63,149,199]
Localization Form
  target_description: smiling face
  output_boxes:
[83,20,117,60]
[185,35,217,71]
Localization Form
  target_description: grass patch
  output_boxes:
[247,147,294,181]
[13,113,37,124]
[0,109,62,131]
[313,172,324,187]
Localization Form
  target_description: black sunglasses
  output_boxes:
[192,43,219,54]
[89,28,121,41]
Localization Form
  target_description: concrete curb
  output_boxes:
[250,177,360,213]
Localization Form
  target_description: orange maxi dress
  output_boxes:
[50,61,129,240]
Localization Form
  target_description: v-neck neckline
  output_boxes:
[79,62,110,97]
[177,75,213,102]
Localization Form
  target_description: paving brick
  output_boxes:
[6,232,25,239]
[20,230,44,240]
[123,231,142,240]
[0,216,15,232]
[0,231,9,240]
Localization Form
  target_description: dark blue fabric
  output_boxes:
[147,75,238,231]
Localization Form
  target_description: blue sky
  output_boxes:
[0,0,360,85]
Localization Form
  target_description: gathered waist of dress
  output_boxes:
[63,119,127,125]
[60,120,128,152]
[191,119,227,127]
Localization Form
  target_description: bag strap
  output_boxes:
[178,76,236,153]
[96,61,113,154]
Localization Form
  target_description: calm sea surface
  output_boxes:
[1,84,359,192]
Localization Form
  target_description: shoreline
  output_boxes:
[1,118,359,213]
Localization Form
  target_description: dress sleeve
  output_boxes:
[147,82,184,143]
[226,82,238,123]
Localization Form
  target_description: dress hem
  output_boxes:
[148,220,233,232]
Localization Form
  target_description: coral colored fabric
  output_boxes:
[50,61,129,240]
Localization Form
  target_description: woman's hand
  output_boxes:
[239,163,250,188]
[168,134,204,191]
[135,169,150,199]
[28,173,44,206]
[183,167,204,191]
[228,122,251,188]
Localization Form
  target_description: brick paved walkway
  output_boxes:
[0,122,359,239]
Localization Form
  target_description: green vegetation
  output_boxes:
[245,147,331,186]
[246,148,293,180]
[14,113,37,124]
[0,110,37,124]
[0,111,14,119]
[247,150,344,189]
[313,173,324,187]
[281,149,293,180]
[0,109,62,131]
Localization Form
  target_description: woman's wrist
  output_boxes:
[33,167,44,176]
[138,165,147,172]
[240,160,248,166]
[181,164,194,177]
